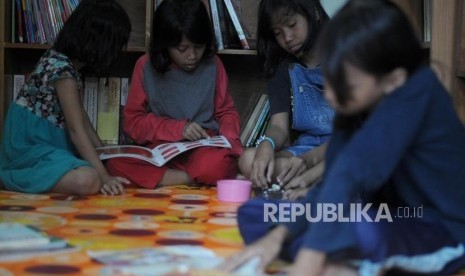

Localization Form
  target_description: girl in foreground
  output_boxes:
[222,0,465,275]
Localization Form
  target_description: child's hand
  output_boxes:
[218,225,286,273]
[183,122,210,141]
[251,145,275,189]
[283,186,311,200]
[276,156,307,186]
[283,162,324,191]
[100,176,130,196]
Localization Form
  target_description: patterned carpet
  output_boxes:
[1,185,464,275]
[0,185,244,275]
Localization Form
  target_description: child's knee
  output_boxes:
[193,153,238,184]
[105,159,128,177]
[74,168,100,195]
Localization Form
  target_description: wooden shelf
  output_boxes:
[4,43,147,53]
[4,43,49,49]
[218,49,257,55]
[3,43,253,55]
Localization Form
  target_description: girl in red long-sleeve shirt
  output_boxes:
[106,0,243,189]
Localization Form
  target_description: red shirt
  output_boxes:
[123,54,243,155]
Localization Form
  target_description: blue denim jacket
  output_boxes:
[284,63,334,156]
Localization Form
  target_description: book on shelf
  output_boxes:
[423,0,432,43]
[216,0,230,48]
[97,135,231,167]
[245,99,269,147]
[11,0,78,44]
[223,0,249,49]
[209,0,224,50]
[3,74,26,112]
[84,76,99,130]
[97,77,121,145]
[217,0,242,49]
[116,0,146,48]
[240,93,269,146]
[118,77,132,145]
[230,0,259,49]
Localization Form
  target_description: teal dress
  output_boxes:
[0,49,90,193]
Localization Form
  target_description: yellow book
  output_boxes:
[97,77,121,145]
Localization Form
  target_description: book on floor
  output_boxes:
[96,135,231,167]
[0,222,77,261]
[88,246,260,275]
[0,223,51,250]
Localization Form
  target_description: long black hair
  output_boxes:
[53,0,131,73]
[318,0,425,130]
[150,0,215,74]
[257,0,329,78]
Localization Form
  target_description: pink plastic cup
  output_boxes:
[217,179,252,203]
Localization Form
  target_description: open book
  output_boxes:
[97,135,231,167]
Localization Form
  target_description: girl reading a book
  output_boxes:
[0,0,131,195]
[222,1,465,275]
[238,0,334,200]
[106,0,243,189]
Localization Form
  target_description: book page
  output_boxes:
[150,136,231,166]
[96,136,231,167]
[97,145,159,166]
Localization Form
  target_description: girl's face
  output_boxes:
[271,11,308,58]
[324,63,385,115]
[168,35,206,72]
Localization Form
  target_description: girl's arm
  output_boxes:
[82,108,104,148]
[212,56,243,155]
[290,249,326,276]
[277,142,328,189]
[263,112,290,151]
[124,55,187,144]
[251,112,290,188]
[56,78,129,194]
[300,142,328,168]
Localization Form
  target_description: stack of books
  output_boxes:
[240,93,270,147]
[0,223,76,261]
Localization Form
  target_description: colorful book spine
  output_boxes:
[223,0,249,49]
[209,0,224,50]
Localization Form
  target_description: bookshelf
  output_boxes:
[428,0,465,122]
[4,0,462,138]
[0,0,265,138]
[0,0,5,135]
[455,0,465,78]
[391,0,424,39]
[389,0,465,123]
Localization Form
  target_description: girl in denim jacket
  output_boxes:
[239,0,334,199]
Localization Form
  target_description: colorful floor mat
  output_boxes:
[0,185,244,275]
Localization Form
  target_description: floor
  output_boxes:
[1,185,464,275]
[0,185,244,275]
